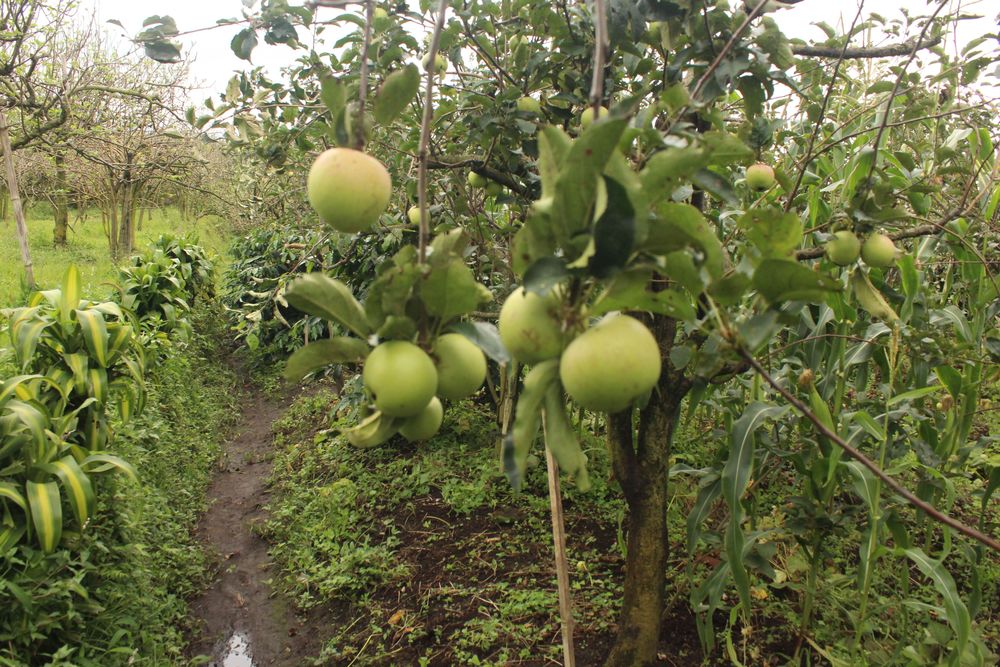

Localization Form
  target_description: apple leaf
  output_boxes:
[523,257,568,295]
[284,337,369,381]
[374,64,420,124]
[420,258,484,322]
[753,259,841,304]
[450,321,511,364]
[588,176,635,279]
[643,203,725,280]
[592,269,696,320]
[284,273,372,338]
[740,207,803,258]
[230,27,258,61]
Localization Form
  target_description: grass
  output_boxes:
[0,205,229,306]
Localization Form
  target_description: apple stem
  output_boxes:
[355,0,374,151]
[417,0,450,264]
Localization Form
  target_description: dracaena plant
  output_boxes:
[2,266,146,453]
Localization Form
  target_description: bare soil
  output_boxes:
[185,374,316,667]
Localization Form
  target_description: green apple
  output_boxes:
[559,314,661,413]
[398,396,443,441]
[485,181,503,197]
[467,171,488,188]
[433,333,487,400]
[580,105,608,128]
[363,341,438,417]
[825,230,861,266]
[422,52,447,75]
[498,288,564,364]
[306,148,392,233]
[516,96,541,114]
[746,163,775,190]
[861,233,899,268]
[407,205,424,225]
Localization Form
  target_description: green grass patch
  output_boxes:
[0,206,229,305]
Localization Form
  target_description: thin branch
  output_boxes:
[426,155,529,197]
[417,0,450,263]
[739,350,1000,553]
[589,0,607,110]
[785,3,865,211]
[792,36,942,59]
[354,0,373,150]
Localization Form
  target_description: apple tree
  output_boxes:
[140,0,1000,664]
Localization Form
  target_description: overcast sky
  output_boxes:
[82,0,998,107]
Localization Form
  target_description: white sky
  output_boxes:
[81,0,998,109]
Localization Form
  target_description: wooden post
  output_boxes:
[544,435,577,666]
[0,109,35,289]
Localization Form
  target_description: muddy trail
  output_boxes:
[186,370,314,667]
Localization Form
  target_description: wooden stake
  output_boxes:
[0,109,35,289]
[544,435,577,666]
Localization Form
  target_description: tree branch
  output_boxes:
[792,36,942,59]
[426,155,530,197]
[738,349,1000,553]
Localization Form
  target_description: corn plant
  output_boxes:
[3,266,146,452]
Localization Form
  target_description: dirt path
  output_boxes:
[186,374,303,667]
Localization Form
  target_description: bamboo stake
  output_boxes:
[543,418,576,667]
[0,109,35,289]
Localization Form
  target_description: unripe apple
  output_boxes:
[363,341,438,417]
[372,7,390,30]
[306,148,391,233]
[485,181,503,197]
[559,314,661,413]
[422,52,447,75]
[433,333,487,400]
[467,171,488,188]
[516,96,541,114]
[825,230,861,266]
[861,233,899,268]
[398,396,443,441]
[407,205,424,225]
[498,288,564,364]
[746,163,775,190]
[580,105,608,128]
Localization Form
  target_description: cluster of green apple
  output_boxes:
[467,170,505,197]
[497,287,661,414]
[362,333,487,441]
[825,230,901,268]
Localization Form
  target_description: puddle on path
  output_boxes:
[216,631,254,667]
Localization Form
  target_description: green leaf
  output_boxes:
[26,481,61,553]
[902,548,971,658]
[551,118,628,253]
[643,203,725,280]
[723,403,787,617]
[543,385,590,491]
[753,259,841,303]
[639,145,709,200]
[74,309,109,367]
[739,207,803,258]
[691,169,739,206]
[538,127,572,199]
[231,27,258,61]
[285,273,371,338]
[523,257,568,295]
[344,411,399,448]
[320,76,346,120]
[10,309,51,370]
[143,40,182,64]
[449,321,511,364]
[503,360,559,490]
[0,482,26,511]
[373,64,420,124]
[284,337,369,381]
[80,453,137,480]
[702,131,754,166]
[592,269,696,320]
[588,177,635,279]
[419,258,484,322]
[40,457,94,527]
[886,385,941,406]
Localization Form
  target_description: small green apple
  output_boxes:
[398,396,443,441]
[516,96,541,114]
[467,171,487,189]
[407,206,424,225]
[861,233,899,268]
[306,148,392,233]
[825,231,861,266]
[498,288,564,364]
[363,341,438,417]
[580,105,608,128]
[746,163,775,190]
[421,52,447,75]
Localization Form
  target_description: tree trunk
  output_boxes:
[604,315,690,667]
[53,150,68,246]
[0,109,35,289]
